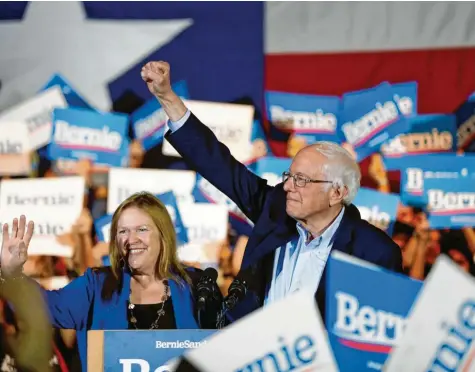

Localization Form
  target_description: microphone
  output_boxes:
[223,276,248,311]
[196,268,219,310]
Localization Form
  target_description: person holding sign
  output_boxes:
[0,192,221,372]
[141,61,402,321]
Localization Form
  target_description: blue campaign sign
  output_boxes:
[400,153,475,207]
[103,330,215,371]
[265,90,341,143]
[425,172,475,229]
[193,174,253,238]
[156,191,189,245]
[94,214,112,243]
[249,119,273,161]
[453,94,475,152]
[48,107,129,168]
[326,251,422,372]
[248,156,292,187]
[381,114,457,170]
[131,81,190,151]
[339,82,411,161]
[39,73,95,111]
[391,81,418,117]
[352,187,400,236]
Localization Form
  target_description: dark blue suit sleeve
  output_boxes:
[165,113,272,223]
[43,268,95,330]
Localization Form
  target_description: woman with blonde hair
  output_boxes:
[0,192,220,372]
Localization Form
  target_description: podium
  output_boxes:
[87,329,216,371]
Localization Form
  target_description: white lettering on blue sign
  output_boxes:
[428,190,475,213]
[457,115,475,149]
[135,109,167,139]
[382,129,453,156]
[356,205,391,231]
[270,105,337,132]
[405,168,424,194]
[341,102,398,145]
[334,291,406,345]
[54,120,122,151]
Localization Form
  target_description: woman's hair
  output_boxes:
[108,191,190,284]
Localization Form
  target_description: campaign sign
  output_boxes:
[453,94,475,152]
[265,90,341,145]
[424,170,475,229]
[107,168,196,213]
[326,251,422,372]
[381,114,457,170]
[248,156,292,187]
[352,187,400,236]
[177,203,228,269]
[193,174,253,237]
[131,81,189,151]
[400,153,475,207]
[0,177,85,257]
[391,81,418,117]
[247,119,272,163]
[182,290,339,372]
[88,330,215,372]
[48,107,129,170]
[0,86,67,150]
[0,122,32,176]
[384,256,475,372]
[94,214,112,243]
[40,73,95,111]
[339,82,410,161]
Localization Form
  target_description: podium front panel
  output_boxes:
[88,329,215,371]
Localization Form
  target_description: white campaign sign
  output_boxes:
[178,289,338,372]
[107,168,196,214]
[177,202,228,267]
[162,100,255,163]
[0,177,85,257]
[384,255,475,372]
[0,122,31,175]
[0,86,67,150]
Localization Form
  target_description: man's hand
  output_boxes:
[141,61,172,99]
[141,61,188,123]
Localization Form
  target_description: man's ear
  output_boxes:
[329,184,348,207]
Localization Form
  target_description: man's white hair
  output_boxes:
[311,141,361,205]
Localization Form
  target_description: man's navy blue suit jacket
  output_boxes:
[166,112,403,322]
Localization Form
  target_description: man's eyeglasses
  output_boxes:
[282,171,333,188]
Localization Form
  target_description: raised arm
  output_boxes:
[1,216,93,330]
[141,61,272,223]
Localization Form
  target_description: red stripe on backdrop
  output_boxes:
[265,47,475,190]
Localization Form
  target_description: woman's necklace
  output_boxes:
[128,280,171,330]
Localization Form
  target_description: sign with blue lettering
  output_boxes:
[131,81,189,151]
[352,187,400,236]
[391,81,418,117]
[48,107,129,168]
[425,170,475,229]
[193,174,253,237]
[100,330,215,372]
[381,114,457,170]
[326,251,422,372]
[265,90,341,143]
[39,73,95,111]
[339,82,410,161]
[249,156,292,187]
[400,154,475,207]
[453,94,475,152]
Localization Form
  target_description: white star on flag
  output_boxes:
[0,1,193,111]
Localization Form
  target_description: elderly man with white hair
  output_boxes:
[141,61,402,321]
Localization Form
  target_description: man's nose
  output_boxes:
[283,176,294,192]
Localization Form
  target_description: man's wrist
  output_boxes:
[155,91,188,122]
